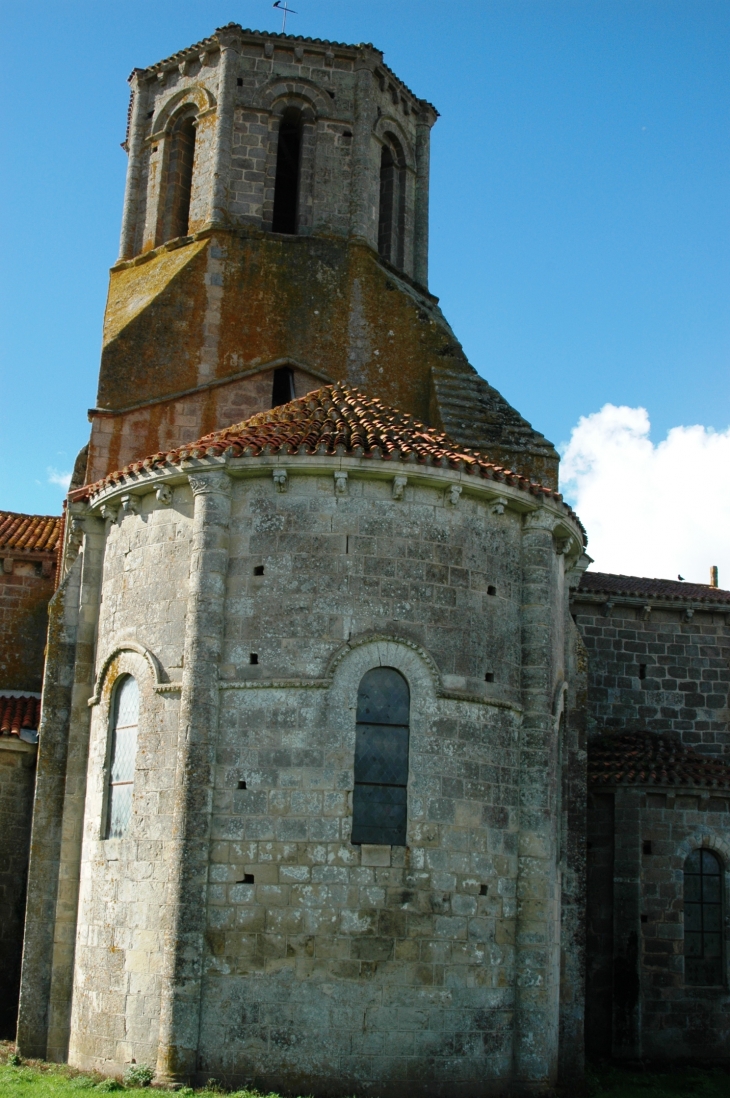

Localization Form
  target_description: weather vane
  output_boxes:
[273,1,297,33]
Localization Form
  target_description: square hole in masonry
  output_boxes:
[250,654,259,665]
[236,873,254,884]
[484,672,494,683]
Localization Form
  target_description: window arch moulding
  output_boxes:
[149,85,217,140]
[89,641,174,707]
[254,76,331,117]
[372,115,416,172]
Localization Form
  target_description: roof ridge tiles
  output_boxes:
[578,569,730,604]
[588,731,730,789]
[69,382,582,531]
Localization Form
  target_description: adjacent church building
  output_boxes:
[1,24,728,1096]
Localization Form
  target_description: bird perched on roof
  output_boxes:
[678,574,685,581]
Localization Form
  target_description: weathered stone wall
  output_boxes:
[572,599,730,757]
[0,554,56,693]
[122,30,434,281]
[585,786,730,1061]
[65,492,193,1071]
[44,462,582,1093]
[0,739,36,1037]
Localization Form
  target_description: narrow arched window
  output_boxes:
[272,107,303,234]
[272,366,295,407]
[684,848,723,986]
[378,137,406,269]
[162,114,196,242]
[105,676,139,839]
[351,668,410,846]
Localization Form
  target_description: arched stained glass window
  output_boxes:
[351,667,410,846]
[106,676,140,839]
[684,848,723,986]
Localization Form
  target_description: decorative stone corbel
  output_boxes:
[264,41,274,58]
[603,600,614,617]
[120,494,139,517]
[684,607,694,622]
[334,471,348,497]
[446,484,462,506]
[641,604,652,621]
[179,56,195,75]
[156,485,173,506]
[556,537,575,556]
[490,496,508,516]
[100,503,119,524]
[294,46,304,62]
[273,469,288,493]
[392,475,407,500]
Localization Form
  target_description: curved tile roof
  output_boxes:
[0,511,62,554]
[589,732,730,790]
[73,384,583,531]
[0,695,40,737]
[578,571,730,605]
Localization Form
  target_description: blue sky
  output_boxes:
[1,1,728,545]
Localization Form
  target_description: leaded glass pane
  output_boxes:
[116,676,139,728]
[684,849,723,986]
[352,667,410,847]
[355,725,409,786]
[106,676,139,840]
[356,668,410,726]
[108,784,133,839]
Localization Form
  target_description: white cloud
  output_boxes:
[561,404,730,587]
[47,467,72,491]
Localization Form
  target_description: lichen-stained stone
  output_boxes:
[24,382,585,1094]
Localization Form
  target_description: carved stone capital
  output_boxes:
[188,471,231,497]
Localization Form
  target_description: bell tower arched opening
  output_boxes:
[272,107,303,234]
[160,113,197,244]
[378,136,406,269]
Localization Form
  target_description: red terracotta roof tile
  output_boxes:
[578,570,730,605]
[589,732,730,790]
[0,695,40,737]
[72,384,582,530]
[0,511,62,554]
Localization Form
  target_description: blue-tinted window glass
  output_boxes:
[351,668,410,846]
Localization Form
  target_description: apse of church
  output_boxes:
[8,18,730,1098]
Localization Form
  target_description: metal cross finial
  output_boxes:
[273,0,297,33]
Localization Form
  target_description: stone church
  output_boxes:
[1,23,729,1096]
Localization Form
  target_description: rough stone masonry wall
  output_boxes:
[58,466,578,1093]
[0,739,36,1037]
[572,600,730,757]
[199,473,526,1094]
[586,785,730,1062]
[66,490,193,1072]
[126,33,429,276]
[0,554,56,693]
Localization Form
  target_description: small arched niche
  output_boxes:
[272,106,304,234]
[159,110,198,244]
[378,134,406,269]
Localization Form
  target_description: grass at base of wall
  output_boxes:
[2,1043,729,1097]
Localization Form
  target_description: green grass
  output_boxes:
[1,1044,729,1098]
[583,1063,730,1098]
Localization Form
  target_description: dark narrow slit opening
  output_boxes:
[643,840,652,855]
[272,108,303,234]
[165,116,196,241]
[249,653,259,665]
[639,663,647,680]
[272,366,295,407]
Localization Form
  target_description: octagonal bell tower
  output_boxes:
[85,24,558,492]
